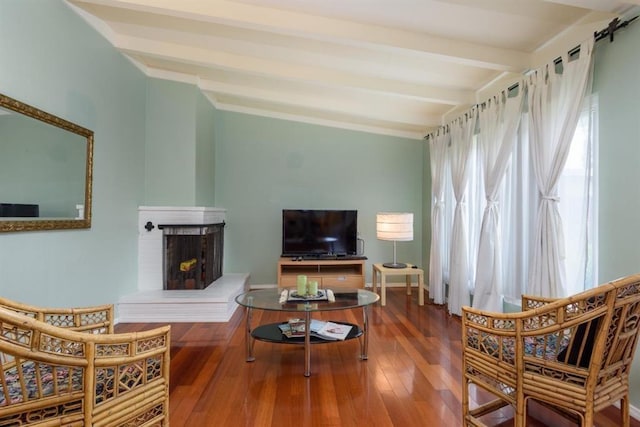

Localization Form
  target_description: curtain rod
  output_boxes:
[594,15,638,43]
[557,15,638,61]
[424,15,639,141]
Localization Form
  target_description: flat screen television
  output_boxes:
[282,209,358,257]
[0,203,39,217]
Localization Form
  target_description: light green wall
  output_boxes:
[144,79,216,206]
[213,111,424,284]
[594,20,640,408]
[0,0,147,307]
[144,79,198,205]
[195,92,216,206]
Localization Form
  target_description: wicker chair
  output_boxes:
[0,297,171,426]
[462,274,640,427]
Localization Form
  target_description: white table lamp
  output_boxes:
[376,212,413,268]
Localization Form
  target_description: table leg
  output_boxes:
[360,305,369,360]
[418,271,424,306]
[381,273,387,306]
[245,306,255,362]
[304,311,311,377]
[372,266,378,295]
[406,274,412,295]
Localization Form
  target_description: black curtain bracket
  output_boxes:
[594,16,639,43]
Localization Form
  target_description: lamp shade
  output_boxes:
[376,212,413,241]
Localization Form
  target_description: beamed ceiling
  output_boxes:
[67,0,640,139]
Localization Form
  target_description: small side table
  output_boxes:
[372,263,424,306]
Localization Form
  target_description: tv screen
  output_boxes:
[0,203,39,217]
[282,209,358,257]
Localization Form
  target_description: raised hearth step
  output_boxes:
[118,273,249,323]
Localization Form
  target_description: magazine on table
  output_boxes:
[315,321,352,340]
[278,319,306,338]
[278,319,352,341]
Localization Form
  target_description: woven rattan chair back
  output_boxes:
[462,274,640,427]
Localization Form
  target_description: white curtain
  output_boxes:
[527,39,594,297]
[498,90,597,304]
[447,111,477,315]
[428,131,450,305]
[501,117,537,304]
[558,94,598,295]
[472,89,523,311]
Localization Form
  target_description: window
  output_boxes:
[431,94,597,309]
[558,94,598,295]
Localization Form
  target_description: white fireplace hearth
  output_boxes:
[117,206,250,323]
[118,273,249,322]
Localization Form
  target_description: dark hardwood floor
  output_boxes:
[116,288,639,426]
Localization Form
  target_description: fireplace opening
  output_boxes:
[160,223,224,290]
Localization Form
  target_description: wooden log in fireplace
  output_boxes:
[159,223,224,290]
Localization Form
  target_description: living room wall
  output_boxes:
[196,92,217,207]
[144,79,198,206]
[213,111,425,285]
[143,79,217,207]
[593,19,640,408]
[0,0,148,307]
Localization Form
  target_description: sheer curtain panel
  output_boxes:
[447,111,477,316]
[526,39,594,297]
[472,89,524,311]
[428,131,450,305]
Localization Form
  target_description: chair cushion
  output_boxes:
[0,362,84,404]
[467,332,567,364]
[1,358,162,405]
[557,317,601,368]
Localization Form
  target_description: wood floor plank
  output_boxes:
[116,288,640,426]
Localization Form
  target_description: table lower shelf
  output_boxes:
[251,321,362,344]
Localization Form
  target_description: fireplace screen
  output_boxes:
[161,223,224,290]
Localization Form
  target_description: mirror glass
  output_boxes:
[0,93,93,232]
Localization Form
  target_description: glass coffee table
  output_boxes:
[235,287,379,377]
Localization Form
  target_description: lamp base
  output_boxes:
[382,262,407,269]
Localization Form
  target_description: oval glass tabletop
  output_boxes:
[235,287,379,312]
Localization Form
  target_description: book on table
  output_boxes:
[316,321,352,340]
[278,319,352,341]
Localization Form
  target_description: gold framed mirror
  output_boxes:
[0,93,93,232]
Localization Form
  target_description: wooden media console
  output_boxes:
[277,258,366,288]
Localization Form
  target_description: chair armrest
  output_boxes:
[464,292,610,369]
[462,302,577,366]
[462,306,518,365]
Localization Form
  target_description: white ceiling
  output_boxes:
[67,0,640,139]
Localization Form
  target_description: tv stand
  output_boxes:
[277,257,366,288]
